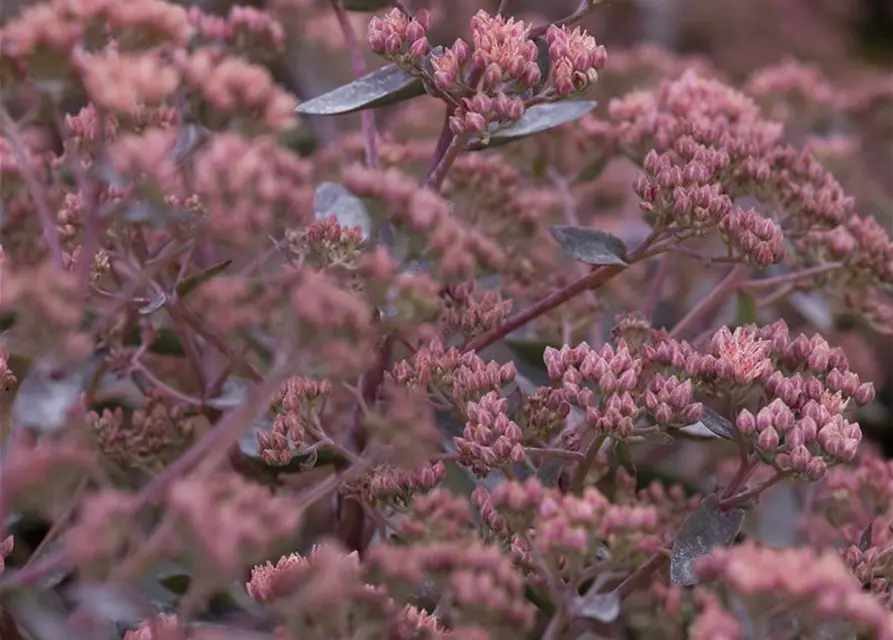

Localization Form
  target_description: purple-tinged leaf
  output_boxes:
[689,406,736,440]
[296,65,424,116]
[11,353,102,433]
[468,100,598,150]
[548,225,628,266]
[635,426,675,445]
[573,573,621,623]
[314,182,371,239]
[573,590,620,623]
[670,494,746,586]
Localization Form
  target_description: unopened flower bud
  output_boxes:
[757,427,779,451]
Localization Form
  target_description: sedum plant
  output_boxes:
[0,0,892,639]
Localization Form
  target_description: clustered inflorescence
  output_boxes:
[0,1,892,639]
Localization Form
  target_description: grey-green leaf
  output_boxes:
[691,406,736,440]
[12,353,102,433]
[296,65,424,115]
[548,225,628,266]
[314,182,371,239]
[573,591,620,623]
[469,100,598,150]
[670,494,746,586]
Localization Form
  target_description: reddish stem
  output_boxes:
[329,0,380,170]
[669,264,747,339]
[463,233,662,354]
[739,262,843,291]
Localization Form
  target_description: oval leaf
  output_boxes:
[670,494,746,586]
[207,377,248,411]
[468,100,598,150]
[314,182,372,239]
[549,225,628,266]
[296,65,424,116]
[573,591,620,623]
[688,406,736,440]
[12,354,101,433]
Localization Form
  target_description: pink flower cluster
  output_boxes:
[697,541,893,639]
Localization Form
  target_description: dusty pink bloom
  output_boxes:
[192,133,314,244]
[697,542,893,639]
[342,461,446,507]
[398,488,474,542]
[689,591,741,640]
[643,373,702,427]
[246,544,360,602]
[0,3,83,59]
[745,58,838,120]
[0,536,13,575]
[167,473,303,576]
[89,402,194,472]
[544,24,607,96]
[367,8,431,64]
[343,166,507,277]
[175,48,297,132]
[392,338,515,404]
[367,540,536,633]
[455,390,525,475]
[56,0,193,47]
[74,49,179,115]
[124,613,184,640]
[708,325,773,384]
[0,349,17,391]
[469,10,539,92]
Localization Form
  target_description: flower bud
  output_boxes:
[736,409,756,436]
[757,427,779,451]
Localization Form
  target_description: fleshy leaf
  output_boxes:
[468,100,597,150]
[296,65,424,115]
[670,494,746,586]
[690,406,736,440]
[573,591,620,623]
[314,182,372,239]
[636,427,675,445]
[12,354,102,433]
[176,259,233,298]
[548,225,628,266]
[206,377,248,410]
